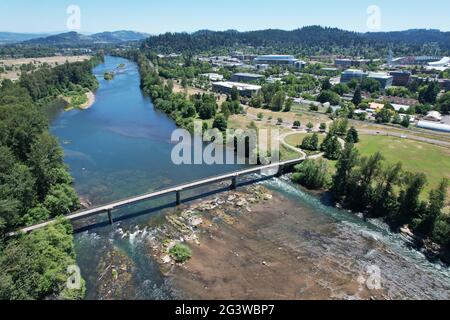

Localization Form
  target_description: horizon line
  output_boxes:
[1,25,449,36]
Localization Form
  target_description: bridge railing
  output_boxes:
[11,158,305,236]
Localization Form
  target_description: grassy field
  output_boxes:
[357,135,450,197]
[245,106,331,129]
[0,55,90,81]
[283,132,450,196]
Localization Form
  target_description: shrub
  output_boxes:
[169,244,192,263]
[292,159,331,189]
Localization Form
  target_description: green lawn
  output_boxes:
[284,133,450,196]
[357,135,450,196]
[284,132,326,148]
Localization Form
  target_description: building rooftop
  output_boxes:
[426,111,443,119]
[254,55,298,62]
[213,81,262,91]
[232,73,264,78]
[342,69,365,75]
[368,72,393,79]
[391,103,411,111]
[369,102,385,110]
[322,67,339,71]
[417,121,450,133]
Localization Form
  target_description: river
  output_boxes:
[50,56,450,300]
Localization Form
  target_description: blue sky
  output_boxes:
[1,0,450,34]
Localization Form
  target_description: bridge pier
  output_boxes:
[275,165,284,177]
[231,175,238,190]
[176,190,182,206]
[107,209,114,225]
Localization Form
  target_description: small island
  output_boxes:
[104,71,115,81]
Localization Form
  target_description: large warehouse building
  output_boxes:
[212,81,262,97]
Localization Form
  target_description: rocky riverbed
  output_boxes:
[108,181,450,300]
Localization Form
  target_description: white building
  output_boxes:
[417,121,450,133]
[423,111,443,122]
[200,73,224,81]
[391,103,411,112]
[428,57,450,67]
[254,55,298,65]
[212,81,261,97]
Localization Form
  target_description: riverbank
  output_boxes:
[60,90,96,111]
[79,91,96,110]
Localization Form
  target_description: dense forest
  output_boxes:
[142,26,450,57]
[0,56,102,299]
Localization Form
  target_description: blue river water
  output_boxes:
[50,56,450,300]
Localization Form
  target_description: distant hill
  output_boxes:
[91,30,150,43]
[0,32,50,44]
[18,30,149,47]
[142,26,450,57]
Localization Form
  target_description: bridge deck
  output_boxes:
[12,158,304,235]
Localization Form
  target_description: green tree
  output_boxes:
[43,184,79,217]
[212,114,228,131]
[361,78,380,93]
[292,159,331,189]
[413,178,449,237]
[230,86,240,101]
[181,76,188,89]
[301,133,319,151]
[370,162,403,218]
[0,220,85,300]
[271,91,285,112]
[376,106,394,124]
[321,78,332,91]
[28,132,65,200]
[432,215,450,248]
[392,173,428,227]
[419,82,440,104]
[331,143,360,202]
[284,97,293,112]
[332,83,349,96]
[197,101,216,120]
[346,152,384,212]
[352,86,362,106]
[317,90,341,105]
[322,134,342,160]
[345,127,359,144]
[401,115,411,128]
[436,92,450,115]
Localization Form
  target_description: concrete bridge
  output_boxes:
[12,157,305,236]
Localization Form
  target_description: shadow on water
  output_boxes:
[73,174,275,235]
